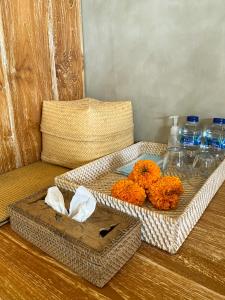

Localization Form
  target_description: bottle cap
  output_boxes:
[187,116,199,123]
[213,117,224,124]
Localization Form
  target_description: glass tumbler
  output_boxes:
[162,147,188,177]
[192,151,217,177]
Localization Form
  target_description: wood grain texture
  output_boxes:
[0,0,53,166]
[0,10,21,173]
[0,182,225,299]
[0,0,84,174]
[0,58,17,174]
[51,0,84,100]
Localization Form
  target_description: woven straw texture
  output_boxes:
[9,191,141,288]
[55,142,225,254]
[41,98,134,168]
[0,162,68,225]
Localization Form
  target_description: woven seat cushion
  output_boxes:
[0,161,68,226]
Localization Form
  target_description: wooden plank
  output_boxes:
[0,59,17,174]
[0,183,225,299]
[51,0,84,100]
[0,9,21,174]
[0,0,53,166]
[47,0,59,101]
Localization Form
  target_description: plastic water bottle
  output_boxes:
[222,118,225,150]
[180,116,202,149]
[179,116,202,164]
[203,118,224,150]
[202,118,225,163]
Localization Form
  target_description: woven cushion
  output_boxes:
[41,98,134,168]
[0,161,68,225]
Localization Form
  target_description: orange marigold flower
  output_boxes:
[128,160,161,189]
[147,176,184,210]
[111,179,146,206]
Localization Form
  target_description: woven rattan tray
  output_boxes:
[9,189,141,287]
[55,142,225,254]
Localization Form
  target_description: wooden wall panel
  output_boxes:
[0,0,84,174]
[0,60,17,173]
[51,0,84,100]
[0,0,53,166]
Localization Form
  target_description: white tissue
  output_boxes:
[45,186,68,215]
[44,186,96,223]
[69,186,96,222]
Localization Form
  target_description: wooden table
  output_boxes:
[0,184,225,300]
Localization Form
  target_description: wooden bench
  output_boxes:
[0,161,68,226]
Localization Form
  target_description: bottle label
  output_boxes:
[221,137,225,149]
[211,137,225,149]
[205,138,212,146]
[180,135,193,146]
[194,135,201,146]
[180,135,201,146]
[211,138,221,148]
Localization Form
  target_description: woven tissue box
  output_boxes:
[9,188,141,287]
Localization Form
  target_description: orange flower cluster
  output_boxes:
[111,160,184,210]
[128,160,161,189]
[147,176,184,210]
[111,179,146,206]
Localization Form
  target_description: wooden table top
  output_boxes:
[0,183,225,300]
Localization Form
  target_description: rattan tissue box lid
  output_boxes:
[9,189,141,287]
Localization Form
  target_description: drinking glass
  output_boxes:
[162,147,189,178]
[192,150,217,177]
[211,148,224,165]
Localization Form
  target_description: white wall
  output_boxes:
[82,0,225,143]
